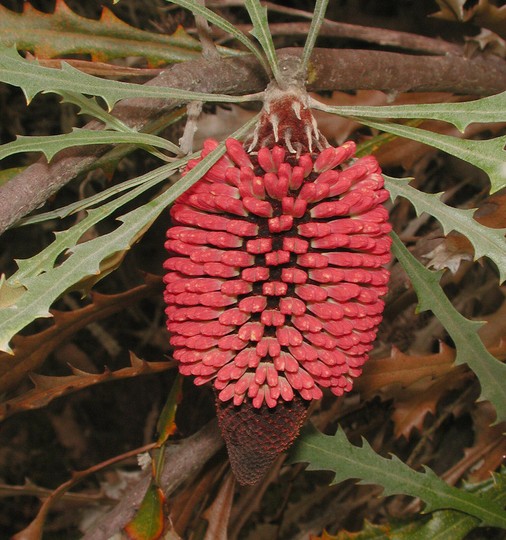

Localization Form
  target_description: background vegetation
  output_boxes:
[0,0,505,538]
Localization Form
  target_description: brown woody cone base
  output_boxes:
[215,395,309,485]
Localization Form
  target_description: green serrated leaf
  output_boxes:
[312,92,506,132]
[17,168,169,228]
[385,176,506,283]
[0,163,177,353]
[401,471,506,540]
[353,118,506,194]
[309,471,506,540]
[0,115,258,353]
[165,0,270,75]
[14,108,189,228]
[123,483,165,539]
[244,0,280,82]
[355,121,425,157]
[0,1,238,65]
[290,424,506,528]
[0,175,181,353]
[320,520,423,539]
[391,232,506,421]
[0,45,262,110]
[57,91,133,131]
[10,163,179,285]
[405,511,479,540]
[0,128,181,162]
[0,275,25,309]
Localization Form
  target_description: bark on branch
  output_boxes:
[1,47,506,235]
[81,420,224,540]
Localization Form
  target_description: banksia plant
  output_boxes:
[2,0,506,536]
[163,79,392,483]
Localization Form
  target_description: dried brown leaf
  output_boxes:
[478,295,506,348]
[11,443,155,540]
[355,343,456,397]
[170,465,221,537]
[0,352,174,422]
[33,57,163,79]
[423,192,506,274]
[466,28,506,57]
[202,474,235,540]
[391,368,471,438]
[359,342,506,438]
[433,0,506,39]
[444,402,506,484]
[0,274,163,394]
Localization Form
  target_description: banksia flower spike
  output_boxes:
[164,81,391,485]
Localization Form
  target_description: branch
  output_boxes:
[81,420,224,540]
[217,21,463,56]
[1,47,505,235]
[260,2,463,55]
[0,51,267,236]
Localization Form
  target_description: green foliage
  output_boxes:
[290,425,506,528]
[165,0,270,75]
[12,165,178,283]
[0,164,177,353]
[0,1,230,65]
[16,170,165,227]
[0,116,257,353]
[16,173,165,227]
[123,484,166,539]
[57,91,136,131]
[300,0,330,75]
[312,92,506,132]
[0,128,179,162]
[358,118,506,194]
[385,176,506,283]
[314,471,506,539]
[0,1,505,537]
[244,0,281,82]
[0,45,261,110]
[391,232,506,422]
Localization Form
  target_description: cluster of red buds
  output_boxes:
[164,85,391,484]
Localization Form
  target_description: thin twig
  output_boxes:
[209,1,463,56]
[179,101,204,154]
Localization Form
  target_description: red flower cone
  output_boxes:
[164,85,391,484]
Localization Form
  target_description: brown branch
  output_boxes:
[218,22,463,56]
[261,2,464,56]
[81,420,224,540]
[305,48,506,95]
[1,47,506,235]
[0,52,267,237]
[209,0,462,55]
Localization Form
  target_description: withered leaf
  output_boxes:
[0,352,174,422]
[0,274,163,394]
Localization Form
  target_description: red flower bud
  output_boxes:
[164,86,391,484]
